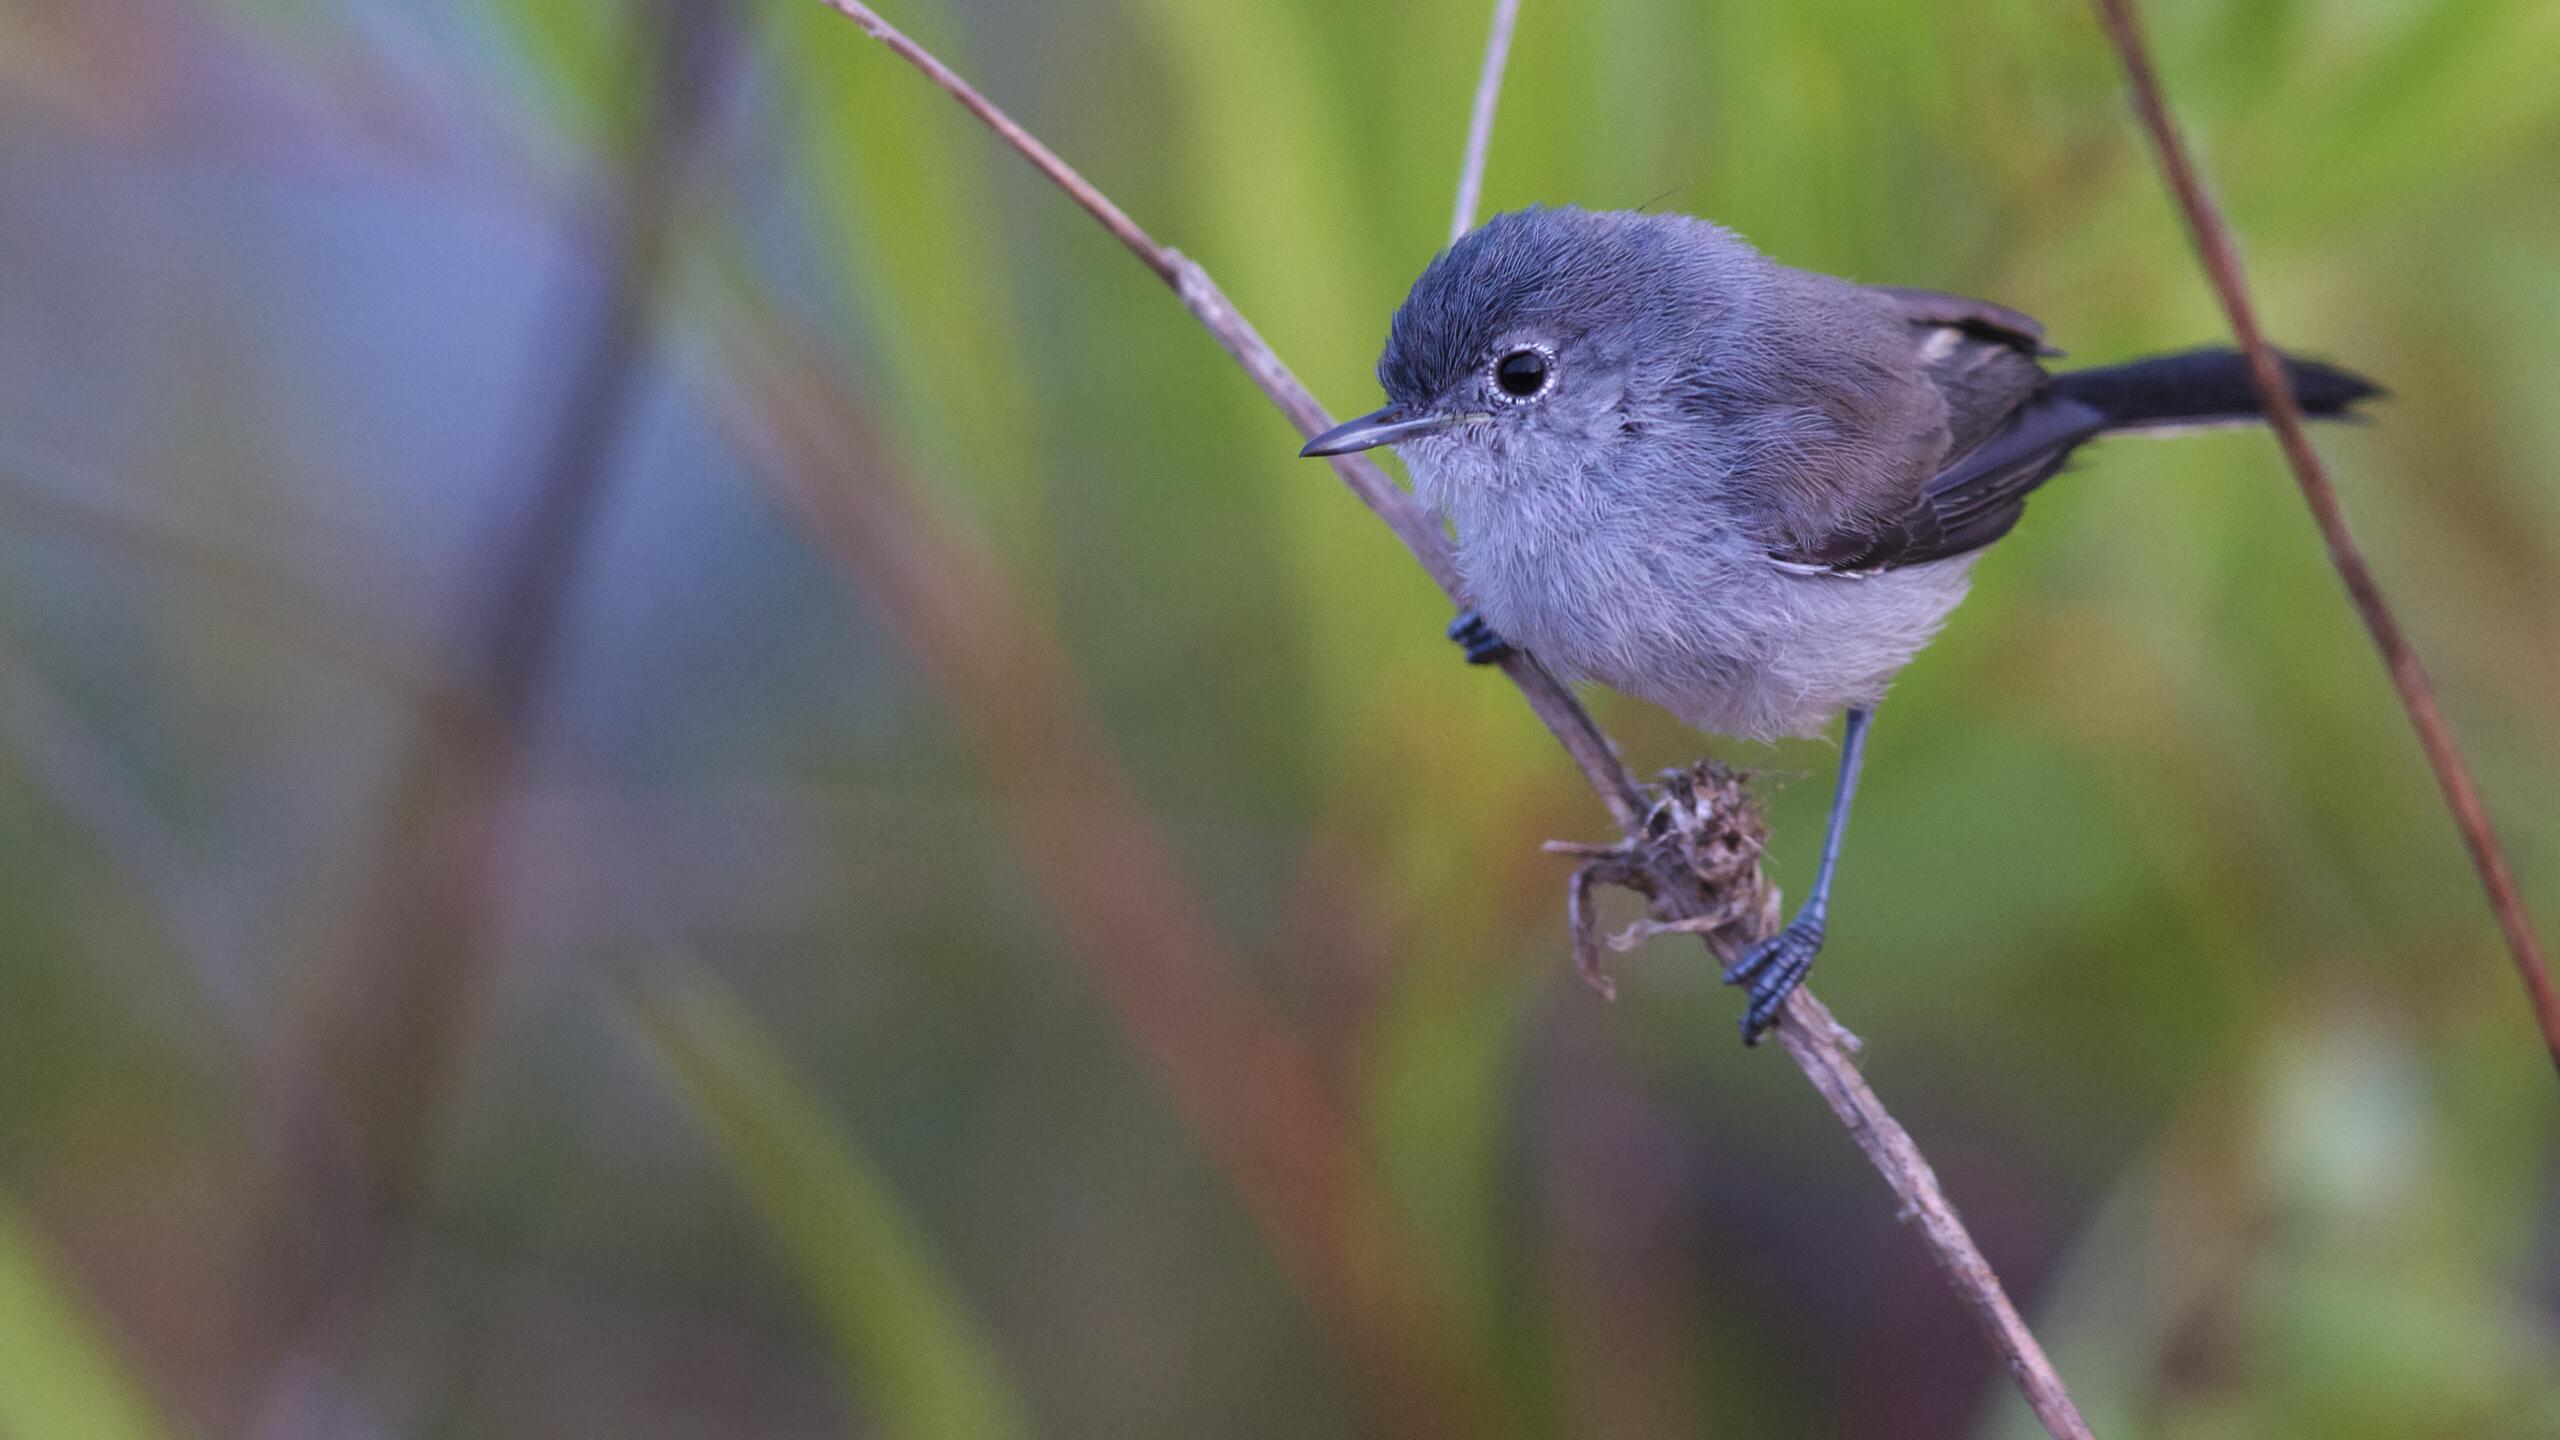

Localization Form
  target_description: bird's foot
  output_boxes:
[1723,907,1826,1046]
[1447,609,1515,666]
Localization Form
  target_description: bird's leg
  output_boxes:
[1447,608,1515,666]
[1725,705,1873,1045]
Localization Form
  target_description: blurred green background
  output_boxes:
[1,0,2556,1435]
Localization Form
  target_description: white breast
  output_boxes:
[1434,454,1977,741]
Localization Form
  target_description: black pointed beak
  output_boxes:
[1299,406,1461,457]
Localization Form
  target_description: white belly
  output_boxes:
[1461,519,1976,741]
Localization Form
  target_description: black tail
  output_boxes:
[2051,348,2382,433]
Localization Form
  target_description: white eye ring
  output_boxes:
[1488,344,1556,404]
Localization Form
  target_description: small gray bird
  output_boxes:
[1302,206,2377,1042]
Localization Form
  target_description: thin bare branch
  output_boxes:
[1769,990,2088,1428]
[813,0,1170,284]
[2090,0,2560,1078]
[1450,0,1521,243]
[812,4,2092,1435]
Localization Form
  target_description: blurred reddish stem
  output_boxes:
[702,288,1504,1437]
[2089,0,2560,1078]
[233,1,732,1425]
[810,3,2097,1437]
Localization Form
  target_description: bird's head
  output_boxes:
[1301,206,1761,509]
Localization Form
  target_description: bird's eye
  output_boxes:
[1493,347,1551,399]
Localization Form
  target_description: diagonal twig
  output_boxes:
[2089,0,2560,1078]
[809,3,2094,1437]
[816,0,1637,825]
[1450,0,1521,244]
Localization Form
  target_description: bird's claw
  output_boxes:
[1724,908,1826,1046]
[1447,609,1515,666]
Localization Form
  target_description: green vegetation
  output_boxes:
[0,0,2553,1435]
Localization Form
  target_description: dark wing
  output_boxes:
[1770,288,2096,574]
